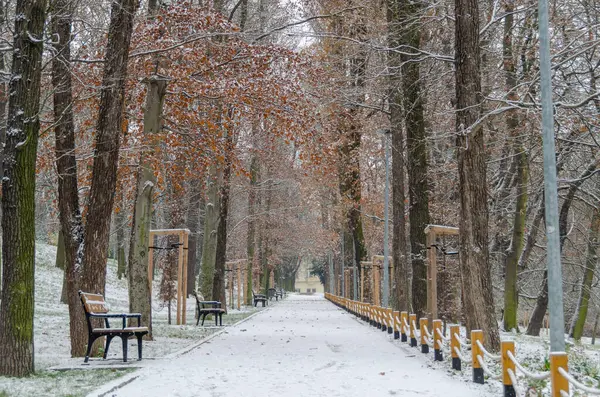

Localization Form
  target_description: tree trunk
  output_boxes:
[50,0,87,358]
[0,0,7,230]
[395,0,430,318]
[527,160,599,335]
[81,0,139,297]
[592,313,599,345]
[199,165,221,300]
[246,148,259,304]
[186,178,202,296]
[503,146,527,331]
[386,1,409,312]
[212,129,233,311]
[455,0,500,351]
[569,206,600,340]
[128,77,166,338]
[0,0,47,376]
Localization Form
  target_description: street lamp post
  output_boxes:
[539,0,565,352]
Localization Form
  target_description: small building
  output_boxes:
[295,258,324,294]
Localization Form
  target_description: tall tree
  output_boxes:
[455,0,500,350]
[502,1,528,332]
[0,0,47,376]
[398,0,430,318]
[80,0,140,297]
[570,204,600,340]
[50,0,87,357]
[386,0,409,312]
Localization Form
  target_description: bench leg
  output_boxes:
[201,313,207,326]
[122,335,128,363]
[219,313,223,326]
[103,335,114,359]
[215,313,218,326]
[136,334,143,361]
[196,313,201,326]
[84,336,95,363]
[254,300,257,307]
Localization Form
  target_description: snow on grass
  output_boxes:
[0,242,259,397]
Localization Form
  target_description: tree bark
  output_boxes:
[186,178,202,296]
[199,165,221,299]
[81,0,139,299]
[246,146,259,304]
[526,160,599,335]
[0,0,47,376]
[395,0,431,318]
[128,77,166,338]
[455,0,500,350]
[386,1,409,311]
[50,0,88,357]
[570,206,600,340]
[212,128,233,310]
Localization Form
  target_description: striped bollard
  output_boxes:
[501,341,516,397]
[409,314,417,347]
[387,308,393,334]
[550,352,569,397]
[393,311,400,339]
[433,319,443,361]
[420,318,429,354]
[450,325,461,370]
[400,312,408,342]
[471,330,484,384]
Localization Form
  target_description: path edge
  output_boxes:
[86,306,270,397]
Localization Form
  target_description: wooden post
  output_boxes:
[450,325,461,370]
[433,319,443,361]
[502,341,516,397]
[426,229,437,322]
[387,308,394,334]
[177,231,184,325]
[471,330,484,384]
[409,314,417,347]
[400,311,408,342]
[182,231,189,324]
[148,233,154,293]
[237,261,241,310]
[420,318,429,353]
[550,352,569,397]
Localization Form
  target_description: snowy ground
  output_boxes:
[0,243,259,397]
[94,294,497,397]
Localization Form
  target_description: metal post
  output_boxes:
[539,0,565,352]
[382,131,390,308]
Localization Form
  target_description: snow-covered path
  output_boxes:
[105,294,492,397]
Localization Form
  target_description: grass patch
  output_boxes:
[0,368,135,397]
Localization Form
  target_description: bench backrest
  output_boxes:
[79,291,109,314]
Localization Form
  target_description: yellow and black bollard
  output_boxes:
[409,314,417,347]
[433,319,443,361]
[550,351,569,397]
[471,330,484,384]
[393,311,400,339]
[420,318,429,354]
[450,325,461,370]
[501,341,516,397]
[400,312,408,342]
[387,308,393,335]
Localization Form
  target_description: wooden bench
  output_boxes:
[79,291,148,363]
[252,290,268,307]
[193,292,225,326]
